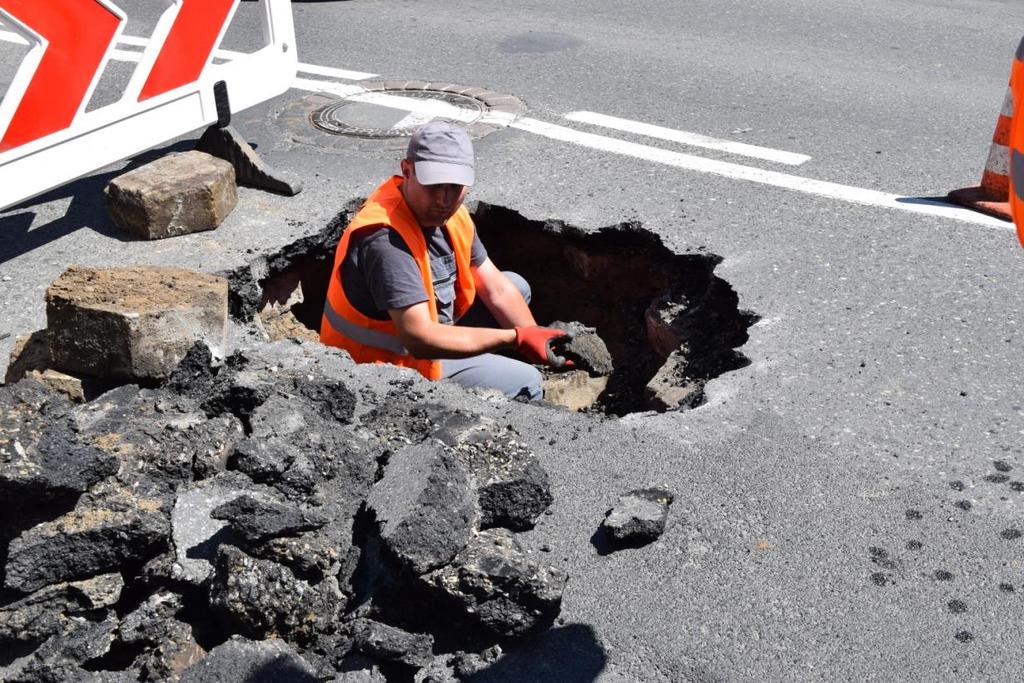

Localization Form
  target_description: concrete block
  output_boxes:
[105,151,237,240]
[46,266,228,381]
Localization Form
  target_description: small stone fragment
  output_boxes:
[259,308,320,343]
[0,573,123,646]
[24,369,100,403]
[0,613,118,683]
[256,277,319,342]
[600,488,674,546]
[117,591,206,680]
[645,350,704,411]
[46,266,228,381]
[344,618,435,669]
[4,329,49,383]
[210,494,327,544]
[452,646,502,678]
[179,636,319,683]
[105,151,237,240]
[117,590,183,644]
[333,654,387,682]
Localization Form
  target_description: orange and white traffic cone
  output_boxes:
[949,83,1015,221]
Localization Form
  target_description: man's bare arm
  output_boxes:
[390,301,516,359]
[471,258,536,328]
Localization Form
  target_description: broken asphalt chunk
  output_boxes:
[178,636,319,683]
[4,482,170,594]
[0,382,117,509]
[421,528,567,639]
[600,488,675,547]
[549,320,614,376]
[366,443,477,575]
[208,545,342,643]
[430,410,553,531]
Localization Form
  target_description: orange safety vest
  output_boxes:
[1011,36,1024,245]
[320,176,477,380]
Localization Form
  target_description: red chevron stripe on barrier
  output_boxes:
[0,0,122,151]
[140,0,238,101]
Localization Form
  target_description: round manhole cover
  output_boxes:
[308,82,525,140]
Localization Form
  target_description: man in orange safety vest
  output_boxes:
[320,121,569,400]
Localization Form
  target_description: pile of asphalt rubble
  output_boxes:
[0,268,674,682]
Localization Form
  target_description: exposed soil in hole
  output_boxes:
[226,201,757,415]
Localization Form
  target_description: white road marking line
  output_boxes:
[292,78,486,124]
[294,62,377,82]
[513,117,1012,230]
[0,25,1007,229]
[0,30,378,82]
[392,110,441,129]
[566,110,812,166]
[291,77,365,98]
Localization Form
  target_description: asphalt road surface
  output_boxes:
[4,0,1024,680]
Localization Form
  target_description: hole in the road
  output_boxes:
[226,201,757,416]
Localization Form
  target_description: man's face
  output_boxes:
[400,158,469,227]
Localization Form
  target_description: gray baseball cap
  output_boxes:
[406,121,475,187]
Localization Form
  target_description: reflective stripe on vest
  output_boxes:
[319,176,477,380]
[322,298,409,356]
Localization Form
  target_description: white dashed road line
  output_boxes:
[512,117,1012,231]
[0,27,1010,230]
[565,111,812,166]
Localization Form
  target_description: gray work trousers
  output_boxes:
[440,272,543,401]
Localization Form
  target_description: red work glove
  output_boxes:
[514,327,573,368]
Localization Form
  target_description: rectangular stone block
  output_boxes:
[46,266,228,381]
[105,151,237,239]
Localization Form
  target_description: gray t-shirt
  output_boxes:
[341,225,488,324]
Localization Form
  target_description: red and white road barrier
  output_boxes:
[0,0,297,211]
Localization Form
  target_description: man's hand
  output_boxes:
[515,326,573,367]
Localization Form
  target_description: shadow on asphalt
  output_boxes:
[590,526,656,556]
[468,624,608,683]
[0,139,196,266]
